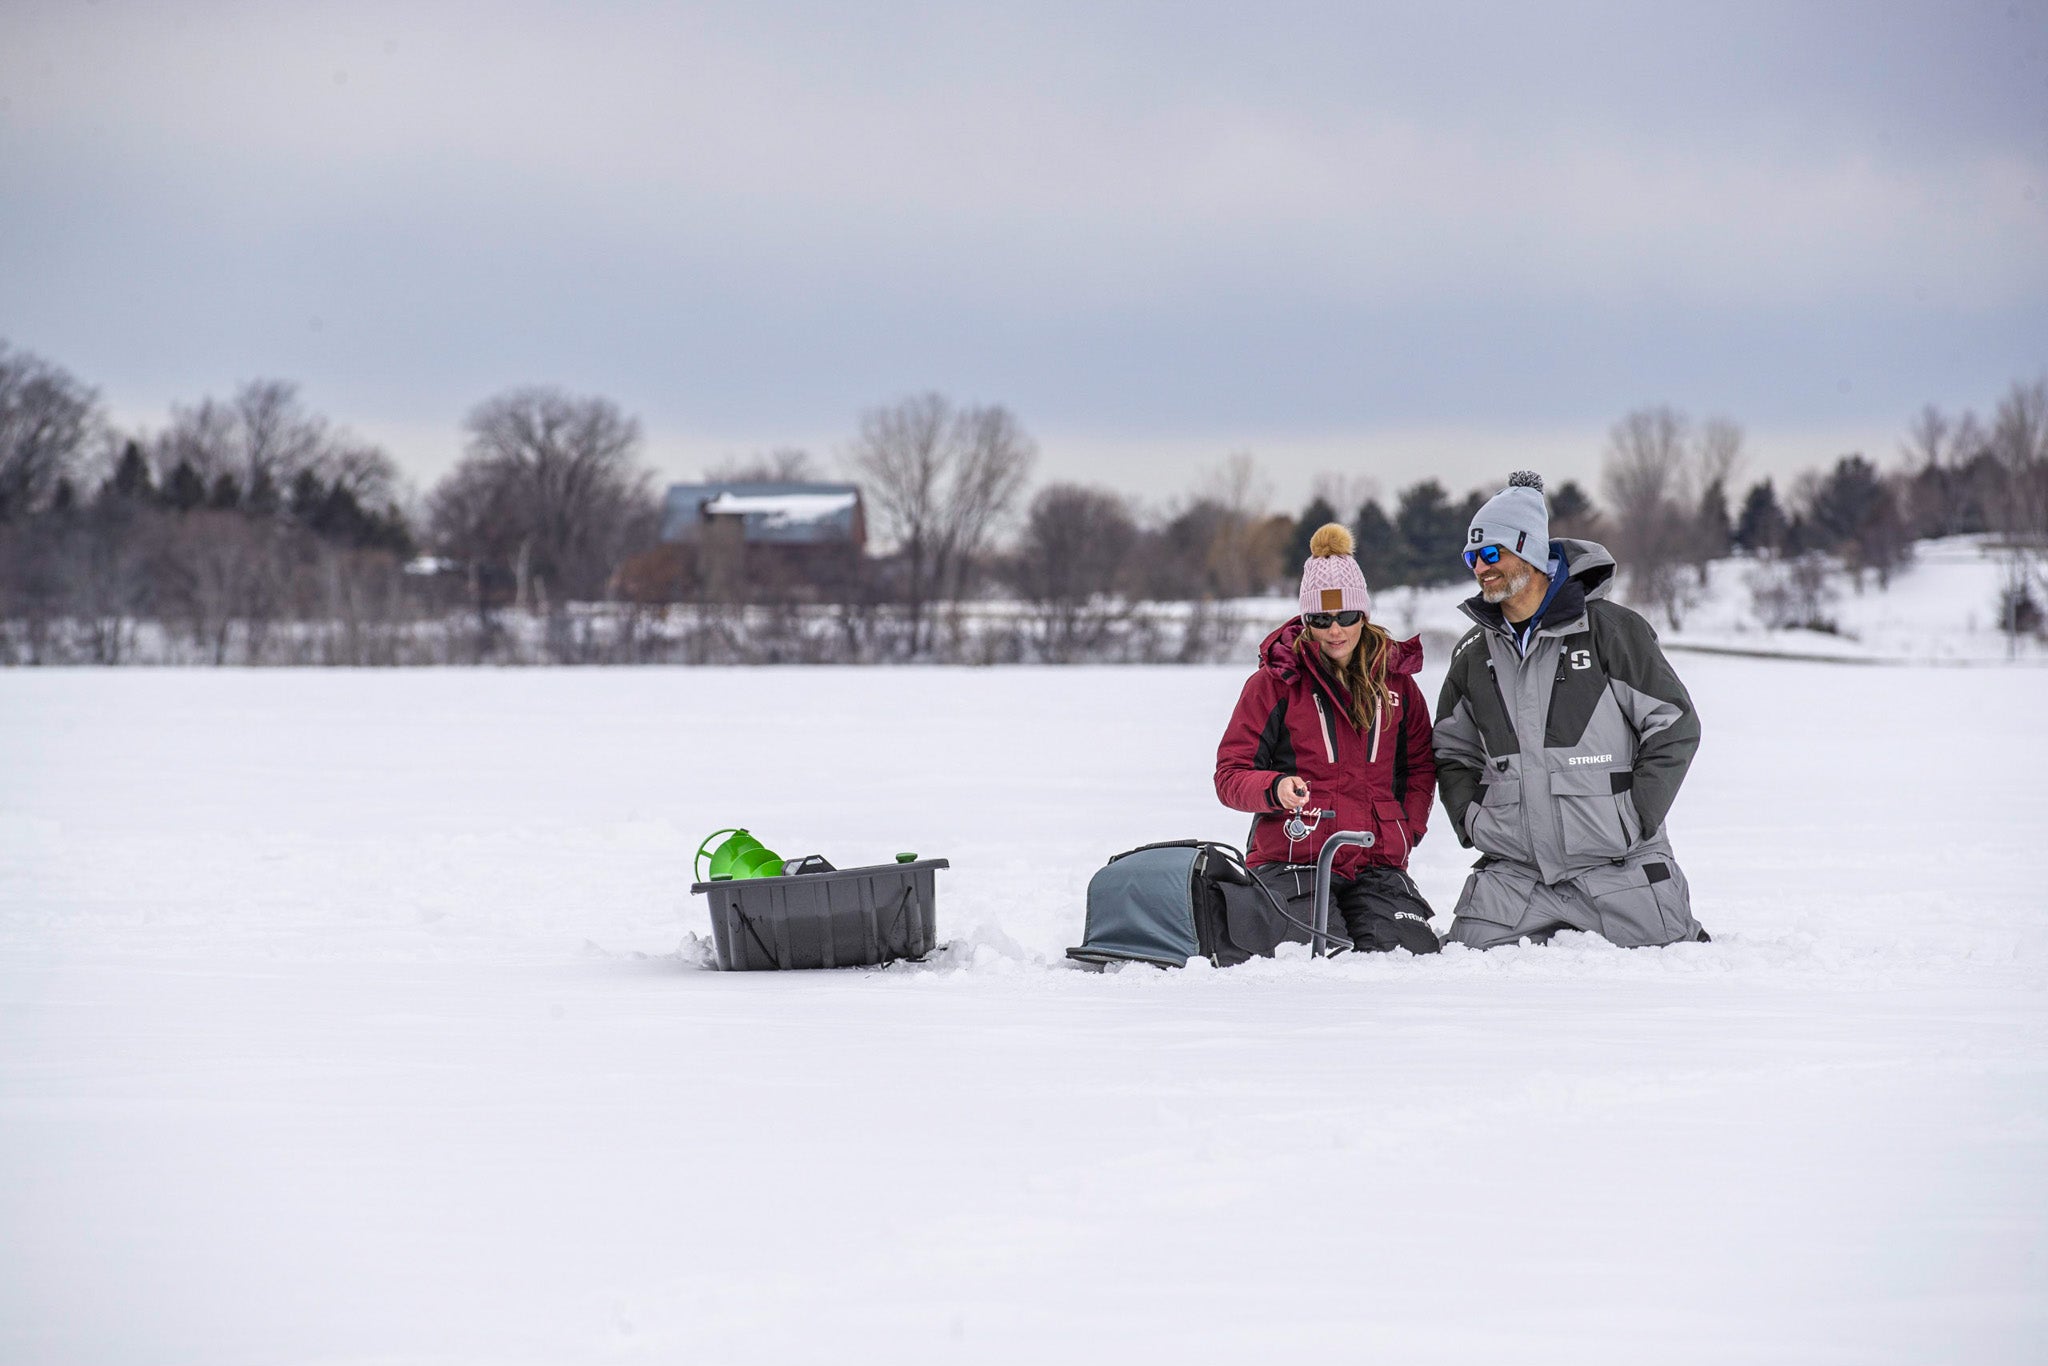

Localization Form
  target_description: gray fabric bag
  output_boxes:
[1066,841,1339,969]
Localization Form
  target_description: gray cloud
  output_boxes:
[2,0,2042,500]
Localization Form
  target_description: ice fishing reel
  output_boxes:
[1283,805,1331,843]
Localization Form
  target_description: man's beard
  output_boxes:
[1481,569,1532,605]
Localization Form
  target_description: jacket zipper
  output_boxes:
[1485,657,1512,725]
[1311,692,1338,764]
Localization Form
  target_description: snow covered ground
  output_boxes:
[2,659,2043,1364]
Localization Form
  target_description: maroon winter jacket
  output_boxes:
[1214,623,1436,875]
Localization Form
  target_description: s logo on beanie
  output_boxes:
[1469,528,1484,545]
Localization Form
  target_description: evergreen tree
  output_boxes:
[1806,455,1908,580]
[1952,451,2003,535]
[246,467,281,516]
[1351,498,1403,586]
[1392,480,1467,586]
[288,468,325,523]
[1805,456,1885,551]
[208,472,242,511]
[1287,495,1339,568]
[164,459,206,511]
[1456,489,1487,532]
[1732,479,1785,554]
[315,481,368,544]
[1549,480,1595,537]
[1697,478,1733,559]
[362,506,415,557]
[105,440,155,504]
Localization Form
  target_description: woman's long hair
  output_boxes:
[1315,619,1395,735]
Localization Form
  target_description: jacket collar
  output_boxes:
[1458,537,1613,640]
[1258,620,1425,683]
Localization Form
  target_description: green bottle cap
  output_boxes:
[895,852,917,863]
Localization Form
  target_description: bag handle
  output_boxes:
[1106,839,1209,864]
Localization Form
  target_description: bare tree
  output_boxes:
[850,393,1035,656]
[148,382,408,542]
[1010,483,1139,660]
[0,343,100,522]
[1902,405,1950,472]
[1745,552,1838,633]
[428,448,524,656]
[1695,418,1745,492]
[1603,406,1687,522]
[159,511,290,664]
[155,381,331,493]
[301,540,413,666]
[1311,470,1378,526]
[59,504,157,664]
[1601,407,1697,627]
[1688,417,1746,580]
[1901,404,1958,539]
[1203,452,1272,517]
[1600,406,1749,627]
[152,400,237,485]
[1897,403,2002,540]
[233,380,330,492]
[0,516,69,662]
[453,387,659,612]
[703,448,822,482]
[1988,377,2048,539]
[1986,376,2048,654]
[1197,453,1290,598]
[324,438,403,509]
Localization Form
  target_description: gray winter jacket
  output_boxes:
[1433,539,1701,885]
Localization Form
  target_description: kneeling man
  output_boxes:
[1434,472,1708,948]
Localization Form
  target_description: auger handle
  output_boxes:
[1312,830,1377,959]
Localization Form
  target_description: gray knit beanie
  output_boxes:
[1467,471,1550,562]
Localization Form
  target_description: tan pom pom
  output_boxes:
[1307,522,1354,558]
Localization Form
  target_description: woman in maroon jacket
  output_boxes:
[1214,523,1441,954]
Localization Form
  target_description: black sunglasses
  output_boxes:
[1302,610,1364,629]
[1463,544,1506,569]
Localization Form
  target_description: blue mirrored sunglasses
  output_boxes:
[1302,610,1364,629]
[1462,544,1505,569]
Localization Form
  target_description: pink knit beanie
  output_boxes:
[1297,523,1372,617]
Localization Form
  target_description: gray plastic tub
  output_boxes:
[690,859,949,970]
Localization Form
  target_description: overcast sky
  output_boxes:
[3,0,2044,512]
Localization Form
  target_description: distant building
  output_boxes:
[612,481,867,603]
[658,481,865,553]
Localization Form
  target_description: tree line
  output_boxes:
[1,335,2043,664]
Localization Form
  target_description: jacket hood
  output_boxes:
[1258,620,1424,683]
[1557,538,1618,599]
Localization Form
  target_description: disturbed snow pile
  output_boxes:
[2,662,2044,1365]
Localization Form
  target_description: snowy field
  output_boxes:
[3,659,2044,1364]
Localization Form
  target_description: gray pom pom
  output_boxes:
[1507,470,1544,491]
